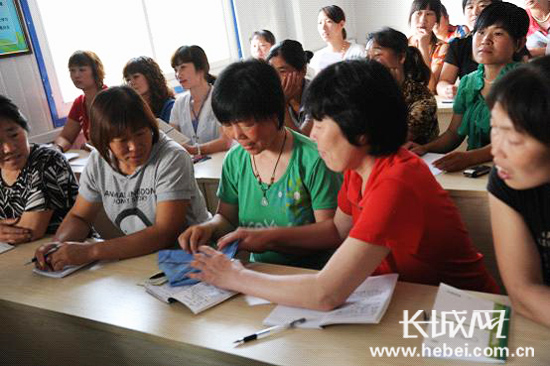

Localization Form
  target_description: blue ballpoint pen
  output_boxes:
[233,318,306,345]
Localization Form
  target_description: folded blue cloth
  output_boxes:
[158,241,239,287]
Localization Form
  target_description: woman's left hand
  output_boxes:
[189,246,244,289]
[282,72,301,102]
[36,242,95,272]
[433,151,472,172]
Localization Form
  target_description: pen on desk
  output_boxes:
[24,243,61,265]
[233,318,306,345]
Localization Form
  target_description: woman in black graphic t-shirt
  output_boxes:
[486,56,550,328]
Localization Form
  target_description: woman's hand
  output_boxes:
[441,84,457,100]
[433,151,472,172]
[217,227,272,252]
[34,242,95,271]
[188,246,244,289]
[179,224,214,253]
[0,218,32,244]
[281,72,302,102]
[405,142,428,156]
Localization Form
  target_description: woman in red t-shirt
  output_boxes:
[53,50,106,152]
[184,60,498,311]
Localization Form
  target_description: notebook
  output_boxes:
[0,242,14,254]
[263,273,399,329]
[32,262,93,278]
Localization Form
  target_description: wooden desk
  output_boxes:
[1,238,549,365]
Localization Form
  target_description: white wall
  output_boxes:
[0,0,530,139]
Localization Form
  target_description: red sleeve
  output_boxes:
[68,95,84,122]
[348,178,425,249]
[337,170,352,215]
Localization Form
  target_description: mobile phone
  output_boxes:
[192,155,211,164]
[463,165,491,178]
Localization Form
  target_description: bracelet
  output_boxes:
[197,143,202,156]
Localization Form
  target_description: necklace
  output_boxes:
[532,11,550,24]
[251,130,287,207]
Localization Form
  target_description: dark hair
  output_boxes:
[123,56,175,117]
[305,60,408,155]
[408,0,443,24]
[0,95,29,132]
[320,5,347,39]
[367,27,431,85]
[473,2,529,62]
[266,40,312,72]
[462,0,502,12]
[487,56,550,144]
[68,50,105,89]
[250,29,276,45]
[212,59,285,129]
[440,4,448,18]
[89,86,159,166]
[473,2,529,42]
[170,45,216,84]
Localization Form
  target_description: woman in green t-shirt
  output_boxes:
[178,60,342,269]
[410,2,529,172]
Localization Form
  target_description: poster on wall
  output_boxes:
[0,0,31,57]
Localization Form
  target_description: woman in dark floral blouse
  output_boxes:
[0,95,78,244]
[367,27,439,144]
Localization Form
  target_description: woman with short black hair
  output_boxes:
[184,60,498,311]
[0,95,78,244]
[179,59,341,269]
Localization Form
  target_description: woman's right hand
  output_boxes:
[0,218,32,244]
[179,224,214,253]
[404,141,428,156]
[282,72,301,102]
[442,84,457,100]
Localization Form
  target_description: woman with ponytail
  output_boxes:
[310,5,366,75]
[368,28,439,144]
[266,40,314,136]
[169,45,232,155]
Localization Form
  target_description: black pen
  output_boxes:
[24,243,61,265]
[234,318,306,345]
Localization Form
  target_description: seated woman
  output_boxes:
[34,86,210,271]
[53,50,106,152]
[435,4,469,43]
[524,0,550,58]
[250,29,276,60]
[266,40,314,136]
[411,2,529,172]
[487,56,550,328]
[179,59,342,269]
[0,96,78,244]
[186,60,498,311]
[437,0,502,99]
[123,56,175,122]
[367,27,439,144]
[169,45,232,155]
[309,5,366,75]
[407,0,449,92]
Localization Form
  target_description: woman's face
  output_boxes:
[0,119,30,173]
[317,11,345,43]
[69,65,96,90]
[410,8,437,36]
[524,0,549,10]
[473,25,518,65]
[464,0,493,30]
[174,62,204,90]
[491,102,550,190]
[310,118,366,173]
[109,127,153,172]
[221,118,280,155]
[250,36,272,60]
[367,41,403,72]
[125,73,150,97]
[269,55,305,84]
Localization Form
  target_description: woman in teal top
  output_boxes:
[179,59,341,269]
[410,3,528,172]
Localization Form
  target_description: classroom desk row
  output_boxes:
[1,238,549,365]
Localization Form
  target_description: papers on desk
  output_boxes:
[63,152,80,161]
[145,281,237,314]
[421,153,445,176]
[423,283,511,364]
[0,242,14,254]
[33,262,93,278]
[263,274,398,329]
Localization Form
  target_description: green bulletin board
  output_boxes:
[0,0,31,57]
